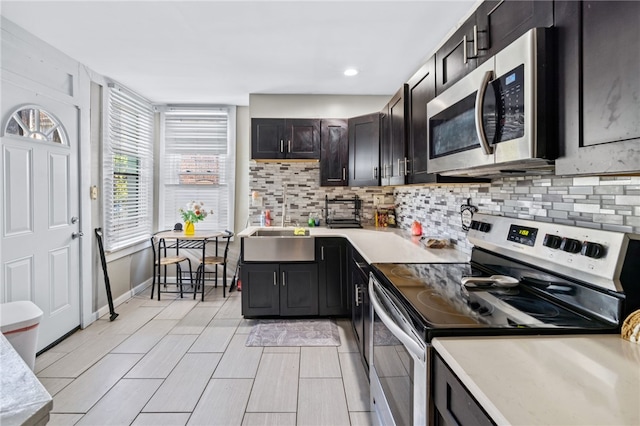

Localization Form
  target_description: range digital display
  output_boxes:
[507,224,538,246]
[505,72,517,85]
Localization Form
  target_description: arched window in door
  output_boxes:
[3,106,68,144]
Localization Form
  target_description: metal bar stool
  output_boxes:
[194,230,233,300]
[150,233,193,300]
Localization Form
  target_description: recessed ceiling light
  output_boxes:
[344,68,359,77]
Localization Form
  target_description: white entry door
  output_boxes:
[1,82,81,352]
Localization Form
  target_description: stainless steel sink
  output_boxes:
[242,228,314,261]
[250,229,310,237]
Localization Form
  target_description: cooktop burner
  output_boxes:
[371,261,615,336]
[500,296,560,318]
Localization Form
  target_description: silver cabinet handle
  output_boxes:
[355,284,361,307]
[373,167,378,179]
[321,246,325,261]
[403,157,409,176]
[398,159,402,177]
[288,140,291,153]
[473,25,478,58]
[282,271,286,286]
[342,167,346,181]
[280,140,284,153]
[463,34,468,64]
[273,271,277,286]
[72,231,83,239]
[475,70,494,156]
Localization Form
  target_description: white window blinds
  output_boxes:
[103,83,154,251]
[160,107,236,232]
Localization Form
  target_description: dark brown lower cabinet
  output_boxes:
[433,353,495,426]
[241,262,318,317]
[350,247,370,372]
[317,238,350,316]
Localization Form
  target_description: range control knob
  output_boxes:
[560,238,582,253]
[478,222,491,233]
[581,242,605,259]
[543,234,562,249]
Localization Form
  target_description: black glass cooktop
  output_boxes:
[371,261,618,341]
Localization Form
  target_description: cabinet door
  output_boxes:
[350,248,370,370]
[381,85,408,186]
[284,119,320,159]
[317,238,350,316]
[407,60,436,183]
[476,0,553,63]
[320,119,349,186]
[279,263,319,316]
[348,113,381,186]
[436,17,477,95]
[241,263,280,316]
[433,354,494,426]
[251,119,286,159]
[556,1,640,175]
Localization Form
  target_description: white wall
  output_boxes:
[235,106,251,232]
[249,93,389,118]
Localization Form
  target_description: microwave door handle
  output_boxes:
[369,280,426,362]
[475,70,494,155]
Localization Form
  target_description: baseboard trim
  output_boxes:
[93,278,152,321]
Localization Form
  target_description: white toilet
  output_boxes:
[1,301,44,371]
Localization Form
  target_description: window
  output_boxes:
[4,106,67,144]
[103,83,154,251]
[160,107,236,232]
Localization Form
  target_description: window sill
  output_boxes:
[105,239,150,263]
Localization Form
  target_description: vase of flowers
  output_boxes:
[179,201,212,235]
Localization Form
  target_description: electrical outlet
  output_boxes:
[373,195,384,206]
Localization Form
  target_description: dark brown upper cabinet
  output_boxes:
[380,85,409,186]
[406,60,435,184]
[348,113,381,187]
[320,119,349,187]
[436,0,553,95]
[475,0,553,65]
[435,16,478,95]
[555,0,640,175]
[251,118,320,160]
[406,58,490,185]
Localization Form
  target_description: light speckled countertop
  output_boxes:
[433,335,640,425]
[237,226,469,264]
[0,334,52,426]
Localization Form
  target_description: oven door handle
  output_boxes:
[475,70,494,156]
[369,280,426,362]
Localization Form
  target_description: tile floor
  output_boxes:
[35,285,375,426]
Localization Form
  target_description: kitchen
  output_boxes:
[1,1,640,425]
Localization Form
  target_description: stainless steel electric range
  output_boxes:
[368,213,640,426]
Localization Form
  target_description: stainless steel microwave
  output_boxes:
[427,27,555,177]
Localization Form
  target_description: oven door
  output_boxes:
[369,274,427,426]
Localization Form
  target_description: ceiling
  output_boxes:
[1,1,477,105]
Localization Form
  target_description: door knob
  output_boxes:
[71,216,79,224]
[72,231,84,239]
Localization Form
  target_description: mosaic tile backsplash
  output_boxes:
[248,162,640,256]
[248,162,393,226]
[395,175,640,254]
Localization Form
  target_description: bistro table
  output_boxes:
[153,229,224,301]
